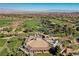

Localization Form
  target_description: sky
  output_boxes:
[0,3,79,12]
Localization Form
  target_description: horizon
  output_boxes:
[0,3,79,12]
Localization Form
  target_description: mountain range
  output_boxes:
[0,8,79,14]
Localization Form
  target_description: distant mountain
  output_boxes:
[0,8,41,14]
[0,8,79,14]
[45,9,79,12]
[0,8,17,14]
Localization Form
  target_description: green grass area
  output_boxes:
[73,32,79,38]
[0,38,6,47]
[0,19,12,27]
[51,19,66,25]
[14,50,27,56]
[34,53,52,56]
[23,19,41,30]
[0,36,25,56]
[0,48,8,56]
[51,19,72,26]
[62,40,71,46]
[54,32,66,37]
[7,37,22,51]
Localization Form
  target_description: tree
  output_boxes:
[39,18,54,35]
[49,46,61,56]
[3,27,12,32]
[76,27,79,31]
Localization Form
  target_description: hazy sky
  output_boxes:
[0,3,79,11]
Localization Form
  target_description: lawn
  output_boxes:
[73,32,79,38]
[7,37,22,51]
[0,19,11,27]
[0,19,13,27]
[54,32,66,37]
[0,36,24,56]
[0,38,6,47]
[51,19,69,26]
[51,19,65,25]
[0,48,8,56]
[34,53,52,56]
[23,19,41,30]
